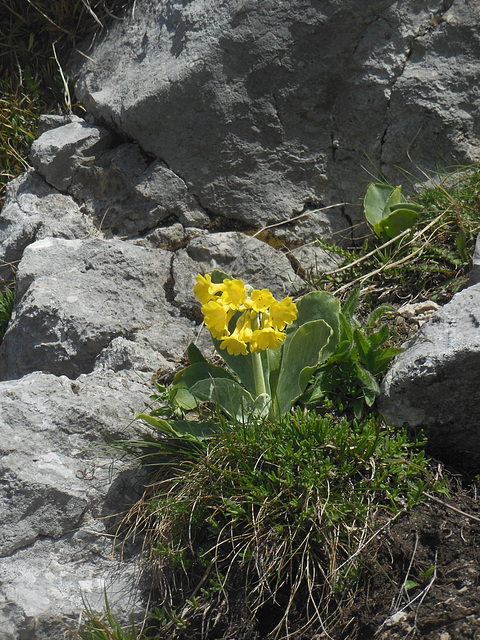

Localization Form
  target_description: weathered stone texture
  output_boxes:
[72,0,480,230]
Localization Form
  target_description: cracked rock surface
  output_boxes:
[70,0,478,231]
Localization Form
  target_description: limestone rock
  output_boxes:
[0,369,150,638]
[379,283,480,471]
[28,122,210,239]
[29,119,112,191]
[71,0,480,232]
[0,237,196,380]
[0,170,98,283]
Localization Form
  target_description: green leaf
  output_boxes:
[187,342,208,365]
[275,319,333,415]
[190,377,261,422]
[285,291,341,360]
[134,413,219,440]
[172,387,199,411]
[367,325,389,350]
[354,362,379,405]
[341,287,360,323]
[363,183,398,227]
[375,207,420,240]
[389,202,423,214]
[367,304,395,327]
[210,269,231,284]
[211,335,257,396]
[172,362,235,389]
[171,362,237,409]
[353,328,373,369]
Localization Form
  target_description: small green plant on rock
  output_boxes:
[310,168,480,314]
[363,182,423,243]
[0,285,14,341]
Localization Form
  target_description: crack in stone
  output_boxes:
[379,0,456,164]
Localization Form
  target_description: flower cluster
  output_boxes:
[194,273,298,356]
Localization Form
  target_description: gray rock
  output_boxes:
[0,170,98,283]
[467,232,480,286]
[0,369,151,638]
[71,0,480,234]
[135,222,186,250]
[68,143,210,236]
[172,231,300,319]
[379,283,480,471]
[0,237,196,380]
[291,243,342,278]
[29,120,112,191]
[36,113,84,136]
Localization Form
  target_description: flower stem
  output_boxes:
[251,350,267,398]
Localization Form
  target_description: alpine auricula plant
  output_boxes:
[164,270,334,424]
[135,271,401,439]
[194,273,297,400]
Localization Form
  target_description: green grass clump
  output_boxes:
[0,286,14,341]
[119,408,438,639]
[0,0,131,197]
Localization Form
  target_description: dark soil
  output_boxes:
[337,469,480,640]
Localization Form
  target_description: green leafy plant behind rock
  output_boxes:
[364,182,423,242]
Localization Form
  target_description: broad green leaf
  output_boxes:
[187,342,208,364]
[172,387,199,411]
[210,269,231,284]
[275,319,332,415]
[266,345,282,399]
[172,362,235,389]
[190,377,258,422]
[134,413,219,440]
[211,335,256,395]
[384,185,404,211]
[363,183,397,227]
[285,291,341,360]
[376,207,420,240]
[171,362,237,409]
[389,202,423,214]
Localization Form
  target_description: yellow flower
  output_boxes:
[247,288,276,313]
[194,274,224,305]
[220,334,248,356]
[235,310,255,343]
[220,278,247,310]
[268,297,297,331]
[250,327,286,353]
[202,300,232,336]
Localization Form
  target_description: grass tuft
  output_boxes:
[0,0,131,198]
[0,285,14,341]
[118,408,441,639]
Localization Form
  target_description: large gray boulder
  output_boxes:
[0,236,195,380]
[379,283,480,472]
[71,0,480,230]
[0,370,149,640]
